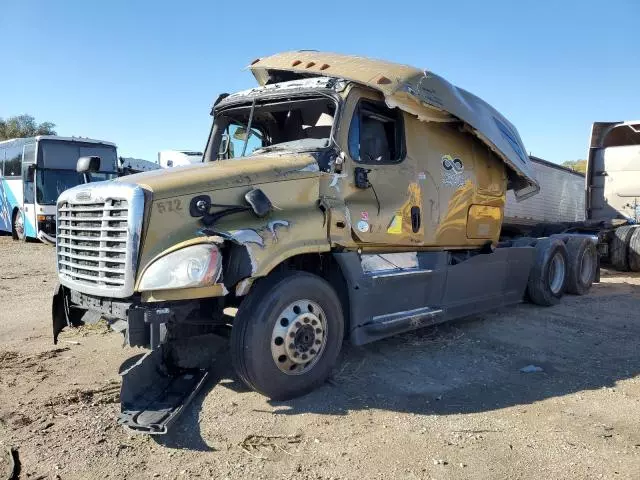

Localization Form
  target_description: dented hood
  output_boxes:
[116,153,322,200]
[250,51,539,199]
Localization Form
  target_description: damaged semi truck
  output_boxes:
[51,51,601,433]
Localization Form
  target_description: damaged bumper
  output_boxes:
[52,283,224,434]
[52,283,201,349]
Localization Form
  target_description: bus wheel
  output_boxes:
[526,238,568,306]
[231,271,344,400]
[12,210,25,242]
[610,225,637,271]
[566,237,598,295]
[628,227,640,272]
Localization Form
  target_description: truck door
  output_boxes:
[335,92,423,246]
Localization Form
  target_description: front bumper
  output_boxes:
[37,230,56,245]
[52,284,200,349]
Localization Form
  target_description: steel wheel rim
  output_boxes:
[580,249,594,284]
[15,214,24,239]
[549,252,566,294]
[271,299,328,375]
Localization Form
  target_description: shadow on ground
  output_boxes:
[149,280,640,450]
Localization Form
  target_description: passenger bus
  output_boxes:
[0,136,118,243]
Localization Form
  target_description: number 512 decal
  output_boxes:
[156,199,183,214]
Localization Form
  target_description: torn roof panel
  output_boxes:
[250,51,539,198]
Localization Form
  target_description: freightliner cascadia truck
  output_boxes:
[52,51,603,433]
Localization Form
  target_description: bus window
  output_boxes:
[4,145,22,177]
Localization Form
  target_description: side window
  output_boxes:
[225,124,263,158]
[0,146,4,175]
[4,145,22,177]
[348,100,404,164]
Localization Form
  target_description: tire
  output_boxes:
[610,225,637,271]
[526,238,569,306]
[565,237,598,295]
[231,270,344,400]
[629,227,640,272]
[11,209,25,242]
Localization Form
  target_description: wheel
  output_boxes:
[526,237,569,306]
[629,227,640,272]
[11,210,25,241]
[610,225,637,271]
[231,271,344,400]
[565,237,598,295]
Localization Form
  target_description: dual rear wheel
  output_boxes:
[525,236,598,306]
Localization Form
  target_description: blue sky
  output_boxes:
[1,0,638,163]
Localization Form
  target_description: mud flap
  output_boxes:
[117,347,209,434]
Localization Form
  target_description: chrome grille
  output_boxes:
[56,183,144,298]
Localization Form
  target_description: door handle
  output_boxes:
[411,206,420,233]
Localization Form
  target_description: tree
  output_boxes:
[562,159,587,174]
[0,114,57,140]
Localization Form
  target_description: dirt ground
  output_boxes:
[0,235,639,480]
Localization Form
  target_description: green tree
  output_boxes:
[562,159,587,174]
[0,114,57,140]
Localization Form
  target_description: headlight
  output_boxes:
[139,244,221,291]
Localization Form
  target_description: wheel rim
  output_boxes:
[548,252,566,294]
[580,249,594,284]
[271,299,327,375]
[15,214,24,239]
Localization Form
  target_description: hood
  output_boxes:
[116,153,322,200]
[250,51,539,200]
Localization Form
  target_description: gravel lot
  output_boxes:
[1,234,639,479]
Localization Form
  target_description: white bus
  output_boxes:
[0,136,118,243]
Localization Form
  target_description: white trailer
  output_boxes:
[158,150,203,168]
[503,156,585,235]
[118,157,162,175]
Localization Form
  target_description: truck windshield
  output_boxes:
[214,96,336,159]
[36,169,116,205]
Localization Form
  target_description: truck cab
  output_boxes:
[52,52,597,434]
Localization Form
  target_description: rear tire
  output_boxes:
[610,225,637,271]
[628,227,640,272]
[231,271,344,400]
[526,238,568,306]
[565,237,597,295]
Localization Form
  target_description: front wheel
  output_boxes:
[231,271,344,400]
[12,210,25,242]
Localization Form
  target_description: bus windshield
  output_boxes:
[35,140,118,205]
[38,140,118,171]
[36,170,116,205]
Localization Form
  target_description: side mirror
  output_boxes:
[23,163,36,182]
[245,188,272,218]
[233,127,248,141]
[77,156,101,173]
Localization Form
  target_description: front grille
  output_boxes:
[56,183,144,298]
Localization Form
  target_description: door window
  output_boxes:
[348,100,405,164]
